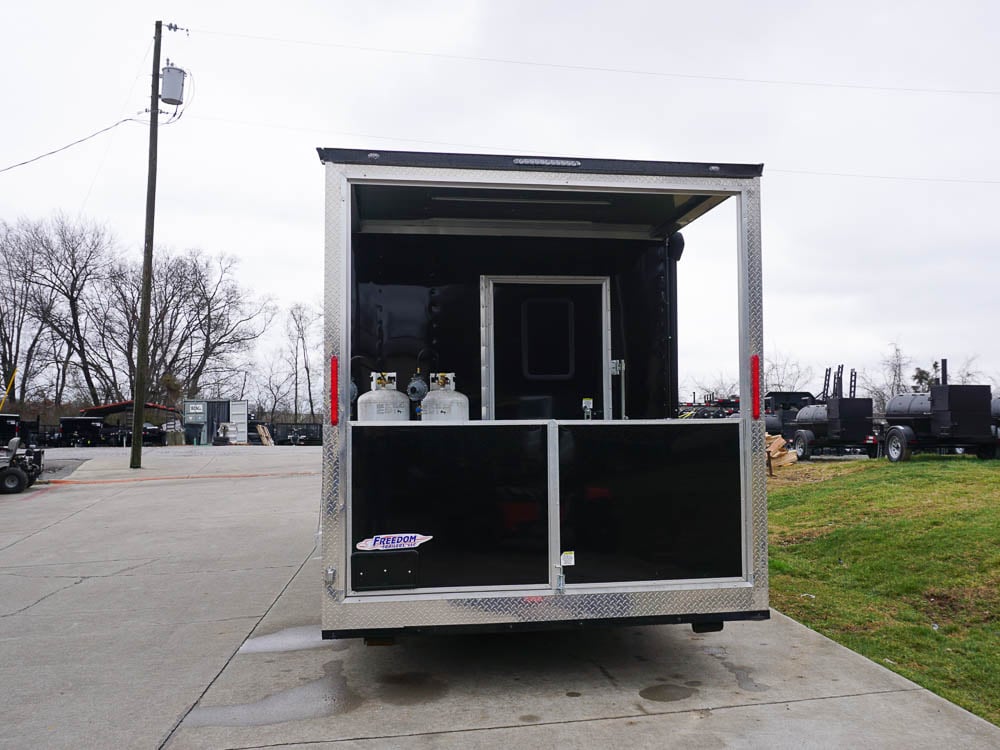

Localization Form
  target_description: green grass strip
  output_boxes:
[769,455,1000,725]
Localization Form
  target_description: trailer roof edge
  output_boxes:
[315,148,763,179]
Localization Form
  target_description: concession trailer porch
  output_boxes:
[318,148,767,639]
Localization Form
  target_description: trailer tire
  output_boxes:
[0,467,28,494]
[885,428,911,463]
[975,444,997,460]
[793,431,812,460]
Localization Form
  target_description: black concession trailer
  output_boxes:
[318,149,768,639]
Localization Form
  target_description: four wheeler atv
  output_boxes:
[0,437,45,494]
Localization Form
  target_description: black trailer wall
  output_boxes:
[350,234,680,419]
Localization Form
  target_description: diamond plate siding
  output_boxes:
[743,182,769,610]
[322,168,347,616]
[321,162,768,631]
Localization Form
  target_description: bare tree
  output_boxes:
[693,373,740,402]
[0,222,47,406]
[183,253,276,398]
[27,214,116,405]
[287,303,321,422]
[2,213,277,419]
[90,248,275,403]
[953,356,985,385]
[763,350,813,394]
[249,359,294,423]
[860,342,911,414]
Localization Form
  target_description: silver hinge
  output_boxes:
[610,359,624,375]
[324,567,337,584]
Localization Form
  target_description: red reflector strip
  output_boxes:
[751,354,761,420]
[330,356,339,425]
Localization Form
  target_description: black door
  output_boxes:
[492,282,605,420]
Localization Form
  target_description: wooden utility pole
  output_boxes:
[130,20,162,469]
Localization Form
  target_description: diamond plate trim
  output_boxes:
[321,162,768,629]
[326,588,760,630]
[741,183,768,610]
[322,167,347,610]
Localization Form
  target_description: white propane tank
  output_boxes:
[420,373,469,421]
[161,64,186,106]
[357,373,409,421]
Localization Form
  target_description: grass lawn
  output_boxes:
[768,454,1000,726]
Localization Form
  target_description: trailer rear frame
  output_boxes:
[318,149,768,638]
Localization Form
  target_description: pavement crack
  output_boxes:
[0,488,130,554]
[157,544,319,750]
[0,578,83,617]
[204,687,932,749]
[0,556,153,570]
[595,662,620,688]
[0,559,158,580]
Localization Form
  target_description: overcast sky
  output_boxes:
[2,1,998,396]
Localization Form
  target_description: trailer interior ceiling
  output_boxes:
[351,184,727,239]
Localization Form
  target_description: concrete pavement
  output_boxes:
[1,446,997,749]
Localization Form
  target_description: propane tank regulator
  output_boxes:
[406,372,429,402]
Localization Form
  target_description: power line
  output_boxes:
[188,114,1000,187]
[2,107,186,178]
[191,27,1000,97]
[0,119,142,175]
[770,168,1000,186]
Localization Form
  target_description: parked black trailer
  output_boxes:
[0,414,19,443]
[882,384,996,462]
[763,391,815,437]
[791,399,878,459]
[57,417,108,447]
[272,422,323,445]
[785,366,878,459]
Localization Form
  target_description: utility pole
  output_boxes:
[130,20,162,469]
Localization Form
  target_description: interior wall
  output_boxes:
[349,233,675,420]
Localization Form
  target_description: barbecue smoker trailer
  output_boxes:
[317,148,768,640]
